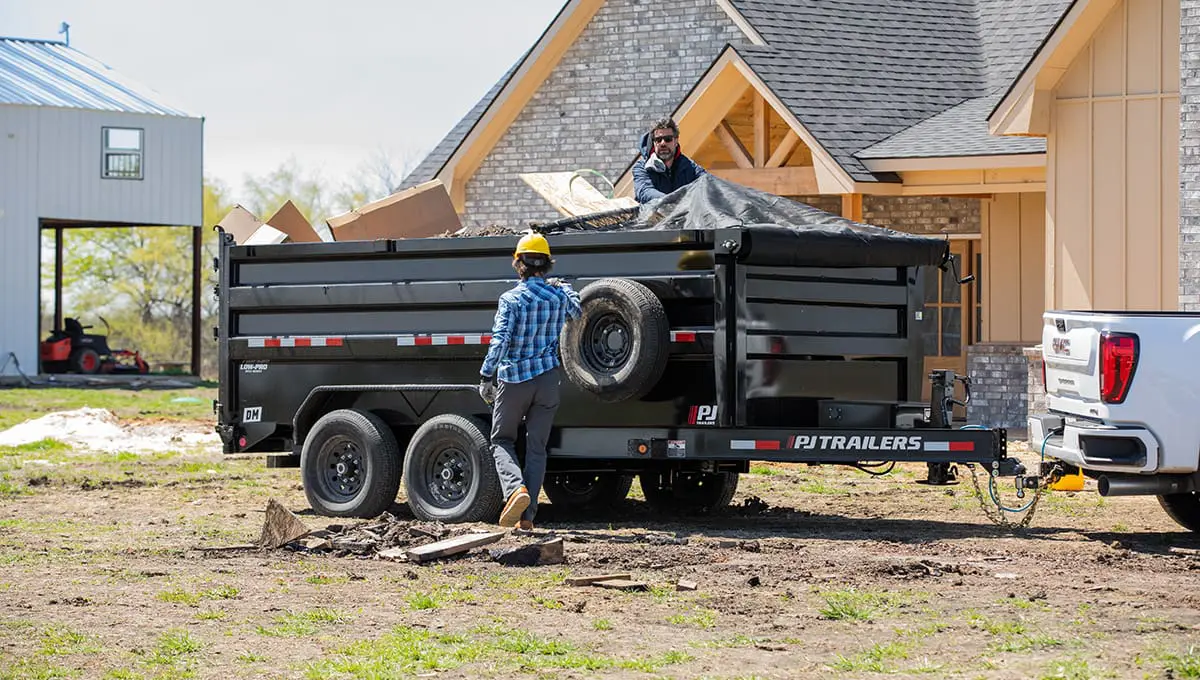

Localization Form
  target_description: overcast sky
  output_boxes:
[0,0,565,195]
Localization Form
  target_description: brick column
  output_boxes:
[1182,1,1200,310]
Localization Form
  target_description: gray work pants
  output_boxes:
[490,368,561,522]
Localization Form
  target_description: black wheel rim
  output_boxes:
[316,435,366,501]
[420,443,474,508]
[583,312,632,374]
[557,473,603,498]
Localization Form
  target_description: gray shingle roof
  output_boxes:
[857,94,1046,159]
[403,0,1072,188]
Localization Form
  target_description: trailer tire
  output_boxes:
[561,278,669,402]
[403,414,502,523]
[543,472,633,513]
[1158,492,1200,532]
[301,409,401,518]
[639,470,739,514]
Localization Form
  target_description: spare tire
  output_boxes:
[560,278,669,402]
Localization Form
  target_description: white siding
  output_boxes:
[0,103,202,375]
[0,106,43,377]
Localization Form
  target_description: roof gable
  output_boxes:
[0,37,195,117]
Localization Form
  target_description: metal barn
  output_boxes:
[0,36,204,378]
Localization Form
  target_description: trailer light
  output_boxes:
[238,436,247,448]
[1099,331,1138,404]
[637,444,648,454]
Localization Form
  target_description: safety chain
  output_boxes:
[964,462,1046,529]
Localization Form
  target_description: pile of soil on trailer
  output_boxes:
[1,414,1199,679]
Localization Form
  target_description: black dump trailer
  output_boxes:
[215,176,1016,522]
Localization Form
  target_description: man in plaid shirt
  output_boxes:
[479,231,581,529]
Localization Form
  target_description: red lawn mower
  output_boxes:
[40,317,150,375]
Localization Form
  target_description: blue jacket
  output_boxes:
[632,131,706,204]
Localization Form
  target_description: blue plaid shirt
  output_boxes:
[481,277,582,384]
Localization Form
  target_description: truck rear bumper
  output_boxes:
[1028,413,1160,473]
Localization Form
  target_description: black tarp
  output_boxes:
[547,174,950,269]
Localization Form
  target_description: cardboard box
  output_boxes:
[216,205,264,245]
[327,179,461,241]
[264,200,322,243]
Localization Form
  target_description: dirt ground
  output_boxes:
[1,406,1199,679]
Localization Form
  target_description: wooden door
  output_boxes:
[921,240,977,419]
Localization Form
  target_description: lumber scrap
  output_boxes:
[405,531,505,563]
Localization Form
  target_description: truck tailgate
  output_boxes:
[1041,315,1104,407]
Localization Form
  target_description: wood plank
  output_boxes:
[841,193,863,222]
[567,573,632,587]
[715,120,753,169]
[709,166,818,195]
[766,130,800,168]
[519,172,636,217]
[754,94,769,167]
[405,531,505,563]
[591,578,648,591]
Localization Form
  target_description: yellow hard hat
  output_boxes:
[514,231,551,257]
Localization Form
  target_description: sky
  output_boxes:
[0,0,565,197]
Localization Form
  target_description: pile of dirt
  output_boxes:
[0,408,219,453]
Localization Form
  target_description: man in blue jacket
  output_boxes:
[633,117,706,204]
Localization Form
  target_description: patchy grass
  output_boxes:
[667,607,718,629]
[1039,656,1115,679]
[155,584,239,607]
[0,386,215,431]
[818,588,911,622]
[257,608,351,638]
[830,640,910,673]
[303,625,693,678]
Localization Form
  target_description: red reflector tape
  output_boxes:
[247,336,343,348]
[397,334,493,347]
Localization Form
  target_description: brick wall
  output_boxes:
[460,0,745,229]
[1024,345,1046,422]
[1183,1,1200,311]
[791,195,981,234]
[966,343,1029,431]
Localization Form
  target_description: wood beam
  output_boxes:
[766,131,799,168]
[841,193,863,222]
[710,167,818,195]
[753,95,769,167]
[715,121,753,169]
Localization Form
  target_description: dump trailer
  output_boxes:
[214,177,1019,522]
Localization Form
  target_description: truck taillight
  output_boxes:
[1099,331,1138,404]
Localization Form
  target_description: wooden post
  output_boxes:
[841,193,863,222]
[753,95,769,167]
[191,226,202,377]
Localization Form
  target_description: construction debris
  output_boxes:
[519,171,636,217]
[406,531,506,563]
[567,573,632,587]
[215,205,264,245]
[264,200,322,243]
[488,538,565,567]
[676,579,699,591]
[589,578,649,592]
[259,499,311,549]
[328,179,461,241]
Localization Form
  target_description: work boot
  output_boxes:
[499,486,530,527]
[517,520,533,531]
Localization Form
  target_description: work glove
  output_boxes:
[645,154,667,174]
[478,376,497,406]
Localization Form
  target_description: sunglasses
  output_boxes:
[653,135,676,144]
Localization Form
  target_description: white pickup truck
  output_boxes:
[1028,310,1200,532]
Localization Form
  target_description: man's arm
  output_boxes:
[633,158,665,204]
[480,296,512,378]
[561,284,582,320]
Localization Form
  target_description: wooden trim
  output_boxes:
[989,0,1123,135]
[861,153,1046,173]
[766,131,799,168]
[716,120,754,169]
[435,0,605,210]
[714,0,767,45]
[841,193,863,221]
[902,182,1046,195]
[753,95,769,167]
[708,167,818,195]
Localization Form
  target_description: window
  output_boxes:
[101,127,143,179]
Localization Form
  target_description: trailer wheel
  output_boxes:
[301,409,401,518]
[561,278,669,402]
[543,472,633,513]
[639,470,739,514]
[403,414,502,523]
[1158,492,1200,532]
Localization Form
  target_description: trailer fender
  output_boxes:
[560,278,669,403]
[292,384,481,450]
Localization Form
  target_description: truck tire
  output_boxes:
[301,409,401,518]
[560,278,669,402]
[1158,492,1200,532]
[638,470,739,514]
[403,414,502,523]
[543,472,633,513]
